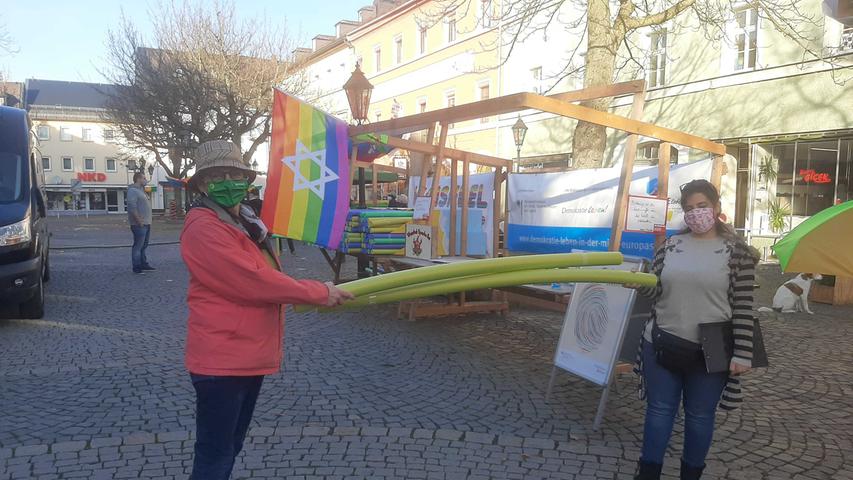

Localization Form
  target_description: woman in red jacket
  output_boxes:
[180,140,352,480]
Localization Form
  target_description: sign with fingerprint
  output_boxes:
[555,282,636,386]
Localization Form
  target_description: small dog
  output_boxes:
[758,273,823,314]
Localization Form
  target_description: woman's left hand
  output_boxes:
[729,361,751,376]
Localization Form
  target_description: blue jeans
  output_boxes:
[130,224,150,270]
[190,374,264,480]
[641,341,728,468]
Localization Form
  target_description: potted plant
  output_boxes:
[767,198,790,233]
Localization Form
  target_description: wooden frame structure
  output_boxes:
[348,80,726,316]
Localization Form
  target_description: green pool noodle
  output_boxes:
[357,211,414,218]
[366,248,406,255]
[292,252,625,312]
[318,268,657,311]
[369,226,406,233]
[369,238,406,245]
[367,217,411,228]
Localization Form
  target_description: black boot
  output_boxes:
[635,460,663,480]
[680,459,705,480]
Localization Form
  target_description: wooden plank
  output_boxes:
[609,91,646,252]
[461,158,470,257]
[417,124,436,197]
[399,300,509,319]
[524,94,726,155]
[549,80,645,104]
[655,142,672,250]
[493,166,503,258]
[502,290,569,313]
[372,164,379,203]
[450,156,458,256]
[354,162,408,176]
[351,91,725,155]
[348,145,359,205]
[365,135,513,169]
[711,154,724,190]
[428,123,450,222]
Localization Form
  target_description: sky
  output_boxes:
[0,0,369,83]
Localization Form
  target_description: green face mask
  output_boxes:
[206,179,249,208]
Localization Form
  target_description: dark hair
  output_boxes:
[133,172,146,182]
[678,179,737,240]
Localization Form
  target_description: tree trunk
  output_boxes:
[571,0,618,169]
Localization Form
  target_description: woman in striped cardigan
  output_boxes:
[630,179,757,480]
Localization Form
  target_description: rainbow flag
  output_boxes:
[262,90,351,249]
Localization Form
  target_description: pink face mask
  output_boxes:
[684,207,716,234]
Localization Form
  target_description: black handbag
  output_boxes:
[651,321,704,373]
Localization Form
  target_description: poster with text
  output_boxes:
[409,173,495,257]
[507,160,713,258]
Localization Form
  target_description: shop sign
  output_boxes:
[77,172,108,182]
[799,169,831,184]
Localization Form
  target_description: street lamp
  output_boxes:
[343,63,374,126]
[511,115,528,172]
[343,63,375,279]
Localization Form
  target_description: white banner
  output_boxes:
[409,173,495,257]
[507,160,719,258]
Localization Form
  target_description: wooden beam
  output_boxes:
[353,162,408,176]
[428,123,449,223]
[358,134,513,169]
[548,80,646,104]
[609,90,646,253]
[372,165,379,203]
[348,145,358,205]
[450,156,458,256]
[711,154,724,190]
[524,94,726,155]
[461,158,470,257]
[655,143,672,250]
[417,124,436,197]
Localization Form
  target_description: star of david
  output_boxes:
[281,140,339,199]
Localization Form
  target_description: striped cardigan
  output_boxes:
[634,233,759,411]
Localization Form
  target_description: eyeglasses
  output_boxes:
[204,170,249,183]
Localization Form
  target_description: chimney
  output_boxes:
[292,47,313,63]
[358,5,375,23]
[312,34,336,51]
[373,0,398,16]
[336,20,361,38]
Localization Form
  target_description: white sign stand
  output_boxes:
[545,258,647,431]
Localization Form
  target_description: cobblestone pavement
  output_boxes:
[1,216,851,479]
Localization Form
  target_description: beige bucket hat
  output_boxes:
[188,140,257,191]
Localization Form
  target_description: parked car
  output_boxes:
[0,105,50,318]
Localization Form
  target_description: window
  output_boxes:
[127,159,137,171]
[37,125,50,141]
[106,158,117,172]
[62,157,73,171]
[394,35,403,64]
[733,7,758,71]
[841,25,853,52]
[391,100,402,119]
[637,142,679,165]
[60,127,72,141]
[445,91,456,128]
[649,29,667,87]
[478,82,490,123]
[419,26,428,54]
[446,12,457,43]
[375,110,382,122]
[42,157,51,171]
[84,157,95,171]
[481,0,493,28]
[418,97,427,113]
[374,46,382,72]
[531,67,543,94]
[82,127,93,142]
[103,129,115,142]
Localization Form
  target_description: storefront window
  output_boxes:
[88,192,106,210]
[839,140,852,204]
[771,143,795,210]
[793,141,837,216]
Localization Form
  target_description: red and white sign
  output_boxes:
[625,195,669,235]
[799,169,831,184]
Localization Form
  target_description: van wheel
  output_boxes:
[19,274,45,319]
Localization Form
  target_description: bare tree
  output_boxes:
[424,0,838,169]
[100,0,307,178]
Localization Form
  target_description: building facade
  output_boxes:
[25,79,151,214]
[292,0,853,241]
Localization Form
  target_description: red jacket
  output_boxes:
[180,207,329,376]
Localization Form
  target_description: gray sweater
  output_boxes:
[127,184,152,225]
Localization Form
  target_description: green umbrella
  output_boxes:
[772,201,853,276]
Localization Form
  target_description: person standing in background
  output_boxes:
[127,172,155,274]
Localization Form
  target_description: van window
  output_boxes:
[0,152,23,203]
